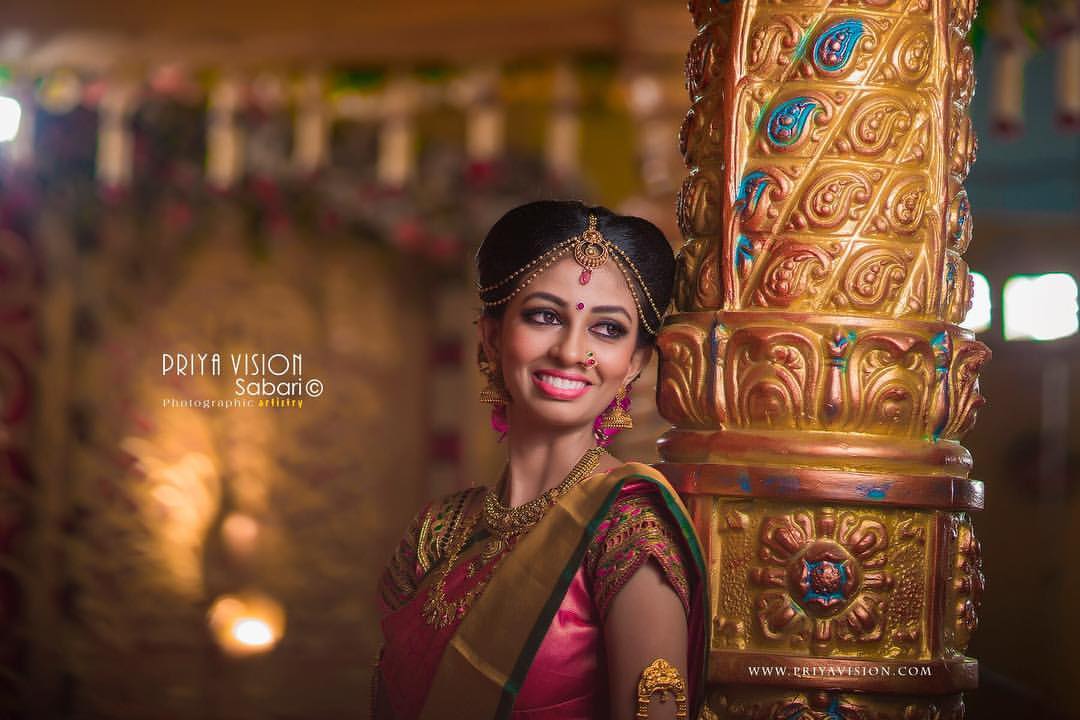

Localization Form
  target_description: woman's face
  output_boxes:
[480,255,651,438]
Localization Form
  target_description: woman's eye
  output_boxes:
[525,309,561,325]
[592,321,627,339]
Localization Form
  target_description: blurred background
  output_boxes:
[0,1,1075,718]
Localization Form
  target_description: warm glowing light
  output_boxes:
[233,618,274,647]
[0,96,20,143]
[208,592,285,656]
[222,512,260,557]
[1003,273,1079,341]
[961,272,992,333]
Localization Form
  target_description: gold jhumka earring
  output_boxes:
[599,385,633,432]
[478,350,510,405]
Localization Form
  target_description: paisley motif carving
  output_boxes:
[765,96,823,150]
[812,19,865,74]
[832,95,914,159]
[749,242,841,308]
[870,176,929,236]
[748,14,811,77]
[788,167,880,232]
[734,234,756,280]
[734,168,790,232]
[834,246,910,312]
[893,24,934,85]
[727,329,820,429]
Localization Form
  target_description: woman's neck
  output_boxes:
[502,428,611,508]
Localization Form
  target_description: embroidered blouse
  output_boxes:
[378,485,690,619]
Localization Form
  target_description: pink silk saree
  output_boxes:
[374,463,708,720]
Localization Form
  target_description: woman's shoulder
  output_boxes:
[584,462,696,619]
[378,485,485,614]
[412,485,486,575]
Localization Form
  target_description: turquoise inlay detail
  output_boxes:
[813,18,865,73]
[766,97,819,147]
[856,481,892,499]
[734,170,770,217]
[735,235,755,272]
[931,331,949,366]
[802,560,848,605]
[738,473,752,493]
[953,194,970,242]
[930,331,951,441]
[790,23,817,66]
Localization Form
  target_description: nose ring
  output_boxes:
[583,351,598,368]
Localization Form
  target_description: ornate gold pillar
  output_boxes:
[659,0,987,716]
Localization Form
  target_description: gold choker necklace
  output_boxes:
[483,446,607,540]
[422,445,607,629]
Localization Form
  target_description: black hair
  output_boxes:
[476,200,675,347]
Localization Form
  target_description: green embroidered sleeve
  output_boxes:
[584,493,692,621]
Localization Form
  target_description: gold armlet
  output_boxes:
[635,657,688,719]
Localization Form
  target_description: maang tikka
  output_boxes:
[476,213,664,335]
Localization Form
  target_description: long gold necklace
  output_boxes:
[422,446,607,629]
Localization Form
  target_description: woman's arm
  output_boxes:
[603,560,689,719]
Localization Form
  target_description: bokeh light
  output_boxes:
[961,271,992,333]
[0,96,21,142]
[208,592,285,657]
[1003,273,1079,341]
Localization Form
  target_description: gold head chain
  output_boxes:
[477,214,663,335]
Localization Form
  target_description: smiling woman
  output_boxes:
[372,201,708,720]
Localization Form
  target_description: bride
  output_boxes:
[372,200,707,719]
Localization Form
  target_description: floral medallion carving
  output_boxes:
[751,508,895,654]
